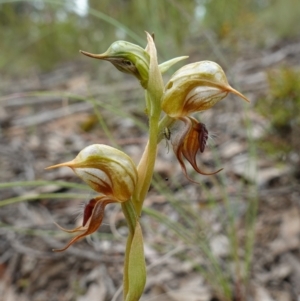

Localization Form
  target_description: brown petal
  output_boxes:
[173,117,222,182]
[82,198,98,226]
[53,196,116,252]
[54,222,86,234]
[172,117,192,180]
[194,122,208,153]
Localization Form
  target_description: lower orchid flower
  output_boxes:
[53,196,116,252]
[46,144,138,251]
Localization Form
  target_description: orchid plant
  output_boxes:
[46,32,249,301]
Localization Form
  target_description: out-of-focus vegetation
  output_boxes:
[1,0,300,74]
[203,0,300,41]
[257,67,300,158]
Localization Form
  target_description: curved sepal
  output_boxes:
[162,61,249,118]
[159,56,189,74]
[46,144,138,202]
[80,41,150,88]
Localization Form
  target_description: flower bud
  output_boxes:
[46,144,138,202]
[80,41,150,88]
[161,61,249,118]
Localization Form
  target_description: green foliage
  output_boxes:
[202,0,300,47]
[259,0,300,40]
[256,67,300,158]
[0,1,83,71]
[202,0,255,38]
[2,0,299,75]
[0,0,195,74]
[268,68,300,127]
[88,0,195,50]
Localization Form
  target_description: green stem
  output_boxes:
[121,200,137,235]
[123,35,164,300]
[134,93,161,216]
[132,34,165,218]
[133,115,176,216]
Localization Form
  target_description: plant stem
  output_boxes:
[121,200,137,235]
[134,114,159,216]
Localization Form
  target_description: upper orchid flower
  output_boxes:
[162,61,249,118]
[80,41,150,88]
[46,144,138,251]
[80,39,188,89]
[161,61,249,179]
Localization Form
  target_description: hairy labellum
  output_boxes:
[172,117,222,183]
[82,198,98,226]
[194,122,208,153]
[53,196,116,252]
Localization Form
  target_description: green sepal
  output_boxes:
[145,32,164,115]
[81,41,150,88]
[159,56,189,74]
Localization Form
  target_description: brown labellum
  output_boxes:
[194,122,208,153]
[172,117,222,183]
[82,198,97,226]
[53,196,116,252]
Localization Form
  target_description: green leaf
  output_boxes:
[125,222,146,301]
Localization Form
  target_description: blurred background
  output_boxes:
[1,1,300,301]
